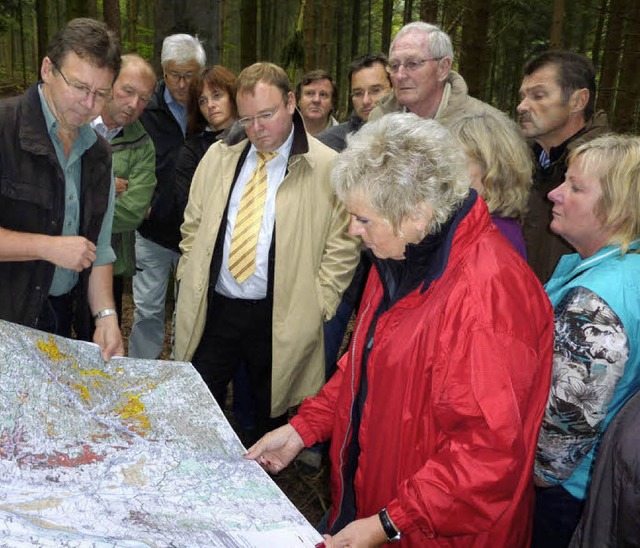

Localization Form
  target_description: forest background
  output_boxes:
[0,0,638,132]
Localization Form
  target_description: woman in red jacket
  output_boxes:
[246,113,554,547]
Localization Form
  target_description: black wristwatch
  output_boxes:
[378,507,402,542]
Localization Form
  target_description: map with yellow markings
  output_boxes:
[0,320,321,547]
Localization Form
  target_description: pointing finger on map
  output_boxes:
[244,424,305,475]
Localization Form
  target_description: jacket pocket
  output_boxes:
[0,176,53,210]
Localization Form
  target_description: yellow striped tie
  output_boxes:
[228,151,277,283]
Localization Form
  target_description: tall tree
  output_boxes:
[420,0,438,23]
[612,0,640,132]
[240,0,257,67]
[381,0,393,55]
[350,0,360,59]
[597,0,625,114]
[549,0,564,48]
[35,0,48,72]
[127,0,139,52]
[103,0,121,38]
[459,0,492,100]
[403,0,414,25]
[154,0,221,72]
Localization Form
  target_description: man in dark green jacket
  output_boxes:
[92,54,157,324]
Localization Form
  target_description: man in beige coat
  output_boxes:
[369,21,499,126]
[174,62,359,439]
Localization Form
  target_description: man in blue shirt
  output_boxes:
[0,18,123,361]
[129,34,206,359]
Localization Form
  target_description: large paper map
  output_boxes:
[0,320,322,547]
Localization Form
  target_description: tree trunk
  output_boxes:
[35,0,48,74]
[154,0,221,72]
[240,0,257,67]
[127,0,139,52]
[612,0,640,132]
[403,0,414,25]
[591,0,608,68]
[420,0,438,24]
[549,0,564,49]
[597,0,625,114]
[381,0,393,56]
[103,0,121,38]
[351,0,360,58]
[459,0,492,100]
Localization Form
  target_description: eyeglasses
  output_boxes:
[237,105,280,128]
[165,70,196,84]
[387,57,442,73]
[54,63,112,103]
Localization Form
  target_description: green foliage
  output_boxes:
[0,0,20,34]
[281,29,305,72]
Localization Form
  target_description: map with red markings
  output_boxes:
[0,320,321,547]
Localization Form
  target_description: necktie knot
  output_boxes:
[257,151,277,165]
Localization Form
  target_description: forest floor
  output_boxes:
[119,287,330,528]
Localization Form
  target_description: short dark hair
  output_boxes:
[187,65,237,134]
[347,53,391,88]
[295,69,337,106]
[47,18,121,78]
[524,50,596,121]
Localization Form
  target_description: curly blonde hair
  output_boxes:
[332,113,469,235]
[450,111,532,221]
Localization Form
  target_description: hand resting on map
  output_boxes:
[243,424,305,474]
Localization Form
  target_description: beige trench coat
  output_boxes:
[174,122,359,416]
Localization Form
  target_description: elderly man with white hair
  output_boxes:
[369,21,499,126]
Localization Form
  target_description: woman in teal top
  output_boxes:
[532,134,640,548]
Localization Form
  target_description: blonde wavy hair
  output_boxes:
[449,112,532,221]
[569,134,640,253]
[332,113,469,235]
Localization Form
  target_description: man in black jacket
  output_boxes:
[129,33,205,359]
[0,18,123,362]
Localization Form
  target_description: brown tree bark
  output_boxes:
[459,0,492,100]
[154,0,222,72]
[612,0,640,132]
[381,0,393,56]
[597,0,625,114]
[420,0,438,23]
[240,0,257,67]
[404,0,414,25]
[351,0,360,58]
[103,0,121,38]
[591,0,608,68]
[35,0,48,72]
[549,0,564,49]
[127,0,139,52]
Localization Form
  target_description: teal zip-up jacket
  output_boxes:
[537,240,640,499]
[110,120,156,276]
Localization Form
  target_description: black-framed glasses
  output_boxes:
[165,70,196,84]
[53,63,112,103]
[387,57,442,73]
[237,105,280,128]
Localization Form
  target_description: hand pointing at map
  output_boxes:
[244,424,305,474]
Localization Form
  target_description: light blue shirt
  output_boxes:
[38,85,116,296]
[91,116,122,142]
[163,85,187,135]
[215,127,295,299]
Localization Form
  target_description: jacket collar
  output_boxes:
[372,190,480,307]
[18,84,59,159]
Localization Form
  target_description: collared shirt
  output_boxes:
[163,85,187,135]
[215,127,295,299]
[38,85,116,296]
[91,115,123,142]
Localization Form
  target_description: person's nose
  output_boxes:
[516,97,528,114]
[548,182,565,203]
[348,217,363,237]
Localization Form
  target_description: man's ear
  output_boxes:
[437,57,452,83]
[41,56,53,83]
[570,88,589,114]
